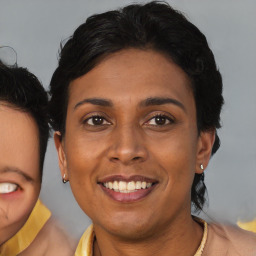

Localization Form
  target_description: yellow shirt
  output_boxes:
[237,218,256,233]
[75,221,256,256]
[0,199,51,256]
[75,225,94,256]
[75,221,207,256]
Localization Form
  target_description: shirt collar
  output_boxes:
[75,224,94,256]
[0,199,51,256]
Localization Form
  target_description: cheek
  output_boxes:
[65,143,95,201]
[69,175,97,219]
[65,138,107,217]
[152,131,197,167]
[151,131,197,188]
[0,187,39,229]
[65,133,104,179]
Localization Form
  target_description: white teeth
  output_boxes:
[141,181,147,189]
[135,181,142,189]
[103,180,153,193]
[0,183,18,194]
[127,181,135,191]
[113,181,119,190]
[119,181,126,191]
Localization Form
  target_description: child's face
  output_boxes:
[0,104,41,245]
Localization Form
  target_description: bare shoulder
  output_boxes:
[207,222,256,256]
[19,217,77,256]
[42,217,77,255]
[210,223,256,242]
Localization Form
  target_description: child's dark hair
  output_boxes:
[0,63,49,179]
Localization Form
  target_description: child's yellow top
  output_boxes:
[0,199,51,256]
[237,218,256,233]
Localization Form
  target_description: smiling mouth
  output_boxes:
[103,180,153,193]
[98,176,158,202]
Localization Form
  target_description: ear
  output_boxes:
[54,131,69,181]
[195,129,215,174]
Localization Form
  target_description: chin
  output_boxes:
[97,213,158,241]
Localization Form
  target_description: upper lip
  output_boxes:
[98,175,158,184]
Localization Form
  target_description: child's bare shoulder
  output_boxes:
[19,217,77,256]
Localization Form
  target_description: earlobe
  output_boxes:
[54,131,69,180]
[195,129,215,174]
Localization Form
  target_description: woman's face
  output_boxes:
[55,49,214,239]
[0,104,41,245]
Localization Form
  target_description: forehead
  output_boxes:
[68,49,194,107]
[0,104,40,178]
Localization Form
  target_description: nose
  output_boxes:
[107,124,148,165]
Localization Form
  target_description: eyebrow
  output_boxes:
[0,167,34,183]
[74,98,113,110]
[74,96,185,112]
[140,97,186,112]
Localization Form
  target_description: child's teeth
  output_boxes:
[0,183,17,194]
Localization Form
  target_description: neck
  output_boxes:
[93,214,204,256]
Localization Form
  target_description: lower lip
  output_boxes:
[100,184,156,202]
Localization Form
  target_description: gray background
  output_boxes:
[1,0,255,239]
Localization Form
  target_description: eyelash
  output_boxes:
[145,114,174,126]
[83,114,111,126]
[82,113,174,128]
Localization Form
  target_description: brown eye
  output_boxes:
[91,116,104,125]
[85,115,110,126]
[155,116,168,125]
[147,115,173,126]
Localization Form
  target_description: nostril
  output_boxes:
[110,156,142,163]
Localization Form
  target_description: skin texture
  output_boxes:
[0,104,41,245]
[0,103,76,255]
[55,49,215,256]
[18,218,75,256]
